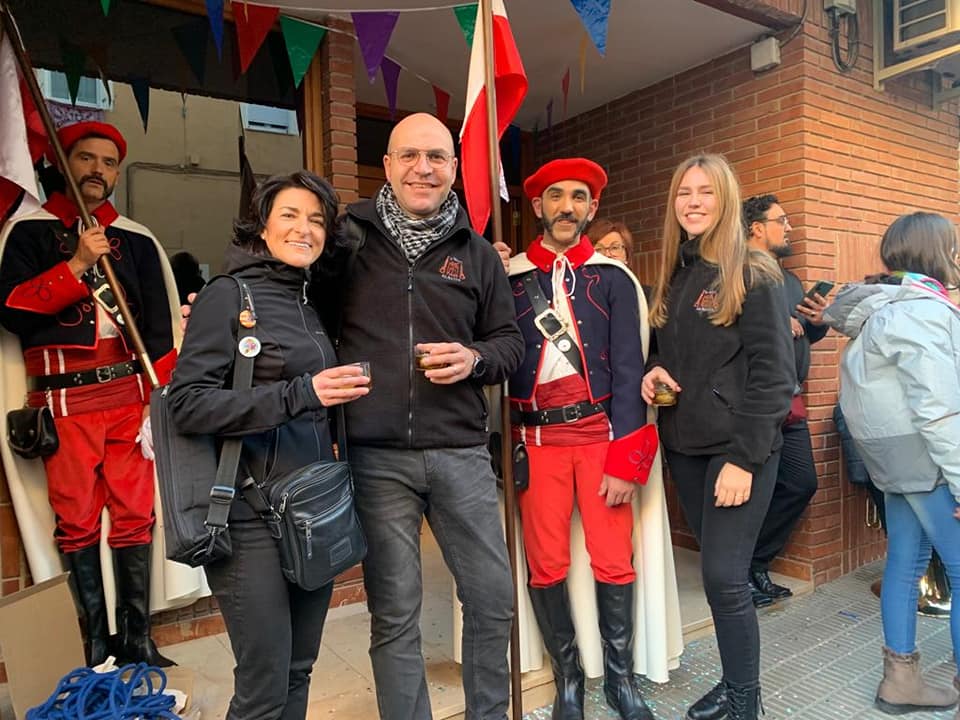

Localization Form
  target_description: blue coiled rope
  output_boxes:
[26,663,181,719]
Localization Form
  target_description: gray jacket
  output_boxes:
[823,278,960,500]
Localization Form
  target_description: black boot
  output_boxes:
[528,583,584,720]
[750,568,792,600]
[686,680,727,720]
[747,578,774,609]
[63,546,110,667]
[726,681,762,720]
[114,544,175,667]
[596,582,655,720]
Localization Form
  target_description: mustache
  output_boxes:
[80,175,105,187]
[547,213,577,225]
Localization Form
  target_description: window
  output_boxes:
[35,69,113,110]
[241,104,299,135]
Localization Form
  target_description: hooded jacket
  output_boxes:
[823,276,960,500]
[168,245,333,518]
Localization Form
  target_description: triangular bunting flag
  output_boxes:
[561,68,570,119]
[100,0,111,16]
[235,3,279,75]
[59,39,86,106]
[88,43,112,105]
[453,4,477,47]
[569,0,611,56]
[509,124,521,170]
[433,85,450,125]
[380,57,401,120]
[205,0,225,59]
[172,20,209,85]
[546,98,554,133]
[130,78,150,131]
[351,12,399,84]
[579,32,588,94]
[280,15,326,89]
[267,31,293,97]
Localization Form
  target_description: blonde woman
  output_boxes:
[641,155,794,720]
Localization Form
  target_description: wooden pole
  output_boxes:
[0,2,159,388]
[479,1,522,717]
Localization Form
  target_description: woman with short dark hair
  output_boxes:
[169,171,369,720]
[587,218,633,262]
[825,211,960,717]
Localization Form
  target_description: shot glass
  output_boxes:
[651,381,678,407]
[414,348,450,372]
[350,361,372,390]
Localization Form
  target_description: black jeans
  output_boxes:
[752,420,818,570]
[352,445,514,720]
[665,450,780,685]
[206,518,334,720]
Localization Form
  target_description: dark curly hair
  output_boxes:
[233,171,340,262]
[741,194,779,231]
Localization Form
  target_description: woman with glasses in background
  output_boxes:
[588,218,633,263]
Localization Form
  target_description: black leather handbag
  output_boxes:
[6,406,59,459]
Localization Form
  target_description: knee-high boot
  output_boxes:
[528,583,585,720]
[596,582,655,720]
[63,545,110,667]
[114,544,175,667]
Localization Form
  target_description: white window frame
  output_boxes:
[240,103,299,135]
[35,69,114,110]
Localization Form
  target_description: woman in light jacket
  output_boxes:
[824,212,960,717]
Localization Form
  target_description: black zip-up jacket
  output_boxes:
[654,239,794,473]
[326,197,523,449]
[168,245,334,518]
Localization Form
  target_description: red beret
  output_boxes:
[523,158,607,201]
[57,121,127,162]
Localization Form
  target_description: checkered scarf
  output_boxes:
[375,183,460,264]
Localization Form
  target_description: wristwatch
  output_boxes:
[470,350,487,379]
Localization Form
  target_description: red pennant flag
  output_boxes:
[561,68,570,120]
[433,85,451,125]
[0,35,46,222]
[235,3,278,74]
[459,0,528,234]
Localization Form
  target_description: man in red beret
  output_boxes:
[0,121,176,667]
[508,158,676,720]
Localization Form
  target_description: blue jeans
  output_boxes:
[351,445,514,720]
[882,484,960,669]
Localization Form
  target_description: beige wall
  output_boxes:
[105,85,303,273]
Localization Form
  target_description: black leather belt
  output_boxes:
[511,400,607,427]
[29,360,142,391]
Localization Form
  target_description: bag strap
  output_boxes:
[200,277,257,553]
[518,270,585,378]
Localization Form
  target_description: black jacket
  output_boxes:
[654,240,794,472]
[168,245,333,518]
[323,197,523,449]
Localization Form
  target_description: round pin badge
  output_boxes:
[238,336,261,358]
[239,309,257,328]
[557,338,572,352]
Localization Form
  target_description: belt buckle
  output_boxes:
[92,283,120,314]
[95,365,115,383]
[560,404,582,423]
[533,309,566,342]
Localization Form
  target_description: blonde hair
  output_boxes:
[649,154,781,327]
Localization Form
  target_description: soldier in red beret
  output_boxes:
[0,121,176,667]
[508,158,676,720]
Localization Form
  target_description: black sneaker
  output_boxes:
[751,568,793,599]
[748,578,774,608]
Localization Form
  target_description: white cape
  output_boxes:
[0,208,208,629]
[455,252,683,682]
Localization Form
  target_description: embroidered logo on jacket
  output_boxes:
[693,289,718,313]
[439,256,466,282]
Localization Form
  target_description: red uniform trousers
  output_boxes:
[518,441,635,588]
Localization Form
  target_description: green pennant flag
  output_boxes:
[453,4,477,48]
[60,40,86,105]
[100,0,111,15]
[280,15,326,88]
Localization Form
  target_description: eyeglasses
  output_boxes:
[389,148,455,168]
[597,244,626,254]
[764,215,790,227]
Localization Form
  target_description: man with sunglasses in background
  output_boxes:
[0,122,177,668]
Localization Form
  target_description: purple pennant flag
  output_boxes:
[380,57,401,120]
[352,12,400,84]
[205,0,224,59]
[569,0,611,56]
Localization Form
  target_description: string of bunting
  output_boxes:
[57,0,611,134]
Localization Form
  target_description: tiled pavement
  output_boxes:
[524,561,958,720]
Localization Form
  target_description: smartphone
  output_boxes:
[805,280,835,299]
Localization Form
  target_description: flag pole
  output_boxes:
[0,1,159,388]
[479,1,523,718]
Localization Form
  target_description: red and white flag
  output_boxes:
[459,0,527,234]
[0,34,45,223]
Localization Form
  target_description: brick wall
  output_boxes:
[537,3,958,584]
